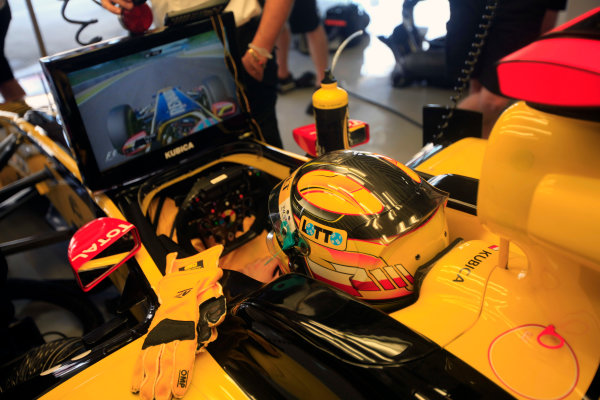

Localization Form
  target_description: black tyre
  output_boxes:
[202,75,227,106]
[6,278,104,333]
[106,105,136,153]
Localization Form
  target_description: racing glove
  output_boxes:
[131,245,227,400]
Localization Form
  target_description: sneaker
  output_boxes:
[306,100,314,116]
[277,75,296,94]
[295,71,316,88]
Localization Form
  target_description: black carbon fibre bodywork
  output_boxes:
[210,273,514,399]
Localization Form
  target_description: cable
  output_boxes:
[60,0,102,46]
[340,82,423,128]
[328,29,423,128]
[210,14,267,143]
[331,30,365,74]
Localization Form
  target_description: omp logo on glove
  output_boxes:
[177,369,189,388]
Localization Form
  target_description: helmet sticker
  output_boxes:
[300,216,347,249]
[384,265,414,286]
[306,258,414,299]
[372,268,395,290]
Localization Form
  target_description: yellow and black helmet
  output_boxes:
[268,150,449,305]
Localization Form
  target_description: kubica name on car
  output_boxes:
[164,89,187,117]
[164,142,195,159]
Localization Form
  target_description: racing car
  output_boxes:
[108,79,237,157]
[0,6,599,400]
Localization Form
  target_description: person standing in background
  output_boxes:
[446,0,567,138]
[0,0,29,115]
[275,0,329,96]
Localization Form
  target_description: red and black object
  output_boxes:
[323,3,370,50]
[293,119,370,157]
[497,7,600,109]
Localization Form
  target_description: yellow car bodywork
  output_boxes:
[4,99,600,399]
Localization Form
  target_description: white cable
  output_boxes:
[331,30,364,75]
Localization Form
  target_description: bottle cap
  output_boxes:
[321,69,337,85]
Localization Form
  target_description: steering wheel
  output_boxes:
[173,165,270,255]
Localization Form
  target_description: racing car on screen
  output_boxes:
[108,79,237,156]
[0,6,599,400]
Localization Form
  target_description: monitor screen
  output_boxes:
[41,13,250,192]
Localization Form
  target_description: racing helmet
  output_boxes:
[268,150,449,305]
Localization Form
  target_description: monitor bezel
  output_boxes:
[40,12,252,192]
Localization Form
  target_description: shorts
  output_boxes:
[0,2,13,83]
[446,0,566,95]
[288,0,320,34]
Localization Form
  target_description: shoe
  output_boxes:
[277,74,296,94]
[294,71,316,88]
[306,100,314,116]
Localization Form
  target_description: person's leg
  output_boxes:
[456,78,482,111]
[305,24,328,83]
[287,0,327,114]
[458,78,510,139]
[276,24,291,80]
[458,86,509,139]
[0,3,25,103]
[236,17,282,148]
[275,24,297,93]
[445,0,484,85]
[288,0,323,85]
[477,87,510,138]
[0,80,25,102]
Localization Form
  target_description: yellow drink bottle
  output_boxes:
[312,69,349,156]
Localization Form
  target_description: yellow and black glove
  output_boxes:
[131,245,227,400]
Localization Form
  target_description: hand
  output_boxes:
[239,256,282,283]
[242,48,268,82]
[100,0,134,15]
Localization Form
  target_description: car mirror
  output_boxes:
[68,217,141,292]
